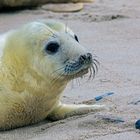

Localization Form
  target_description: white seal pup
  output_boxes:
[0,20,106,130]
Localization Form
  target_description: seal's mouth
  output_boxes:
[63,61,89,76]
[71,67,89,78]
[62,53,99,80]
[63,64,91,80]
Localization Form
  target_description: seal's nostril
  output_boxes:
[79,55,87,63]
[79,53,92,64]
[81,55,87,61]
[87,53,92,61]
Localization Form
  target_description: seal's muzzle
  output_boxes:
[64,53,92,77]
[79,53,92,65]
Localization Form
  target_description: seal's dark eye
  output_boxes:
[45,42,60,54]
[74,35,79,42]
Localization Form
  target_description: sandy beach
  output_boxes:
[0,0,140,139]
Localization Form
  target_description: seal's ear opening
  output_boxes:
[74,34,79,42]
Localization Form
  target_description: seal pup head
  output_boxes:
[42,20,98,81]
[29,20,98,82]
[3,20,98,85]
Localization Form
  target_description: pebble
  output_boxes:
[135,119,140,129]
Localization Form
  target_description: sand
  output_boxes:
[0,0,140,139]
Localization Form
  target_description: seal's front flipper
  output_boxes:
[47,103,106,121]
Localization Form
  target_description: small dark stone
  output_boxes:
[135,119,140,129]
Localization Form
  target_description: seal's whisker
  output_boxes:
[76,78,81,86]
[52,72,64,82]
[50,72,65,89]
[92,61,98,73]
[86,67,91,81]
[50,71,65,88]
[51,66,65,75]
[93,58,100,65]
[91,64,96,80]
[94,64,97,74]
[51,72,62,84]
[88,67,93,81]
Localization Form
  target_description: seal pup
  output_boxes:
[0,20,106,130]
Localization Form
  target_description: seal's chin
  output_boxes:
[73,67,89,78]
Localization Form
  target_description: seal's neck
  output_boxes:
[0,61,67,97]
[23,67,68,96]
